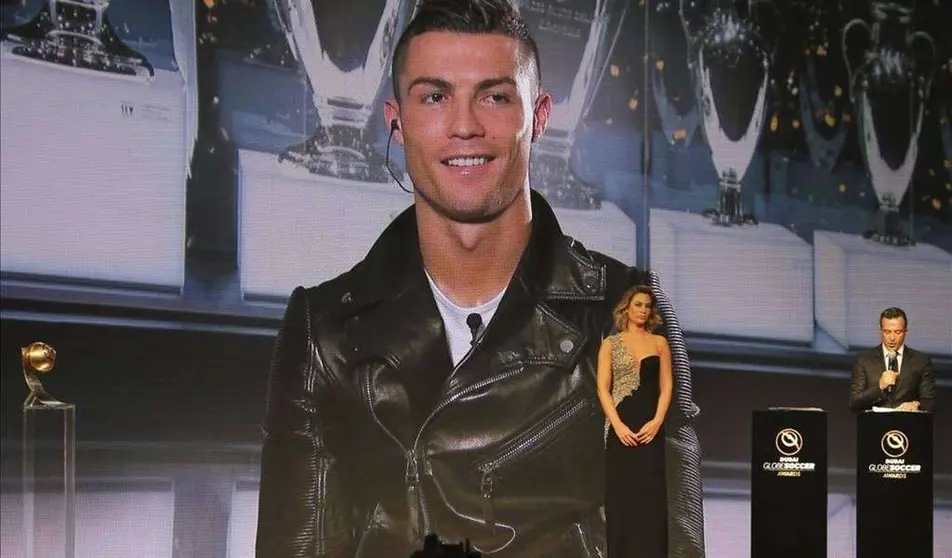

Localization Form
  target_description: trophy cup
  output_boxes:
[20,342,76,558]
[843,1,935,246]
[681,0,780,226]
[516,0,628,210]
[650,0,701,149]
[793,0,851,172]
[266,0,414,183]
[0,0,154,81]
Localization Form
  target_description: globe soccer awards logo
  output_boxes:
[869,429,921,479]
[763,428,815,477]
[775,428,803,456]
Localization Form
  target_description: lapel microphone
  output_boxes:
[386,119,413,194]
[466,313,483,347]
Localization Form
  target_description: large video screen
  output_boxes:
[1,0,949,556]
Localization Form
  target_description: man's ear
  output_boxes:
[531,92,553,142]
[383,99,404,145]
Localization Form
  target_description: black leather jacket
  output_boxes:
[256,192,704,557]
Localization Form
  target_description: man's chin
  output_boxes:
[417,189,519,225]
[438,205,502,225]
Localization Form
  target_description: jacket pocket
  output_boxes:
[475,395,597,533]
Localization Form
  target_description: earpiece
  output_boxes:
[390,119,400,132]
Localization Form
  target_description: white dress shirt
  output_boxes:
[881,344,905,374]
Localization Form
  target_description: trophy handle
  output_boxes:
[842,17,872,98]
[580,0,631,123]
[748,0,783,53]
[908,30,936,98]
[678,0,704,50]
[268,0,302,65]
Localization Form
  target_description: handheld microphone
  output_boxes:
[386,119,413,194]
[886,351,898,394]
[466,313,483,346]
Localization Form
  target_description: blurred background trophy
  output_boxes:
[0,0,154,81]
[650,0,701,150]
[843,1,935,246]
[792,0,852,173]
[517,0,628,210]
[20,342,76,558]
[264,0,414,183]
[680,0,780,226]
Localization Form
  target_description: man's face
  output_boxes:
[385,31,551,223]
[880,317,907,351]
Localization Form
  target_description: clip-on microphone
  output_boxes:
[386,119,413,194]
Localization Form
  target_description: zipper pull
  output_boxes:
[480,470,496,532]
[406,450,422,543]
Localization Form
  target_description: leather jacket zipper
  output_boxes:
[405,448,427,542]
[402,355,525,542]
[362,359,428,542]
[476,397,594,530]
[315,457,329,555]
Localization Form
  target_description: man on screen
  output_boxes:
[849,307,935,412]
[255,1,704,556]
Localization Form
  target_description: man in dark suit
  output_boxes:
[850,307,936,412]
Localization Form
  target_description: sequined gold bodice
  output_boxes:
[604,334,641,440]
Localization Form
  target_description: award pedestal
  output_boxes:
[856,411,933,558]
[237,149,637,300]
[0,45,188,291]
[751,409,827,557]
[22,404,76,558]
[814,230,952,355]
[649,209,814,342]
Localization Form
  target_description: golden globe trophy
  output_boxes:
[21,342,75,558]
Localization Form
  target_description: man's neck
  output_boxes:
[417,194,532,308]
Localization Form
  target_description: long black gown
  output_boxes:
[605,335,668,557]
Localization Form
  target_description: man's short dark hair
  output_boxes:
[880,307,908,329]
[391,0,541,100]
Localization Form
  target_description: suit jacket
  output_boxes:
[849,346,936,412]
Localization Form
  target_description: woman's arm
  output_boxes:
[597,337,637,446]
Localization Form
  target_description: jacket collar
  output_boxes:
[343,190,607,314]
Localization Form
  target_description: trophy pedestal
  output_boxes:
[814,230,952,356]
[0,44,188,291]
[237,149,637,300]
[649,209,814,342]
[237,149,413,301]
[22,404,75,558]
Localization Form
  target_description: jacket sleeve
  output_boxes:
[646,270,707,557]
[646,270,700,422]
[256,287,356,557]
[850,354,885,412]
[916,355,936,412]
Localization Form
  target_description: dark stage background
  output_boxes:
[1,0,951,556]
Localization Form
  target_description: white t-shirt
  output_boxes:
[425,270,505,366]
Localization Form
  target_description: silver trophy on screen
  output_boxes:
[650,0,700,148]
[268,0,413,183]
[681,0,779,226]
[843,1,934,246]
[795,0,851,172]
[0,0,153,80]
[516,0,627,210]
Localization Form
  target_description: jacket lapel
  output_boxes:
[893,347,918,395]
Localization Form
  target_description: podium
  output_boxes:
[857,411,933,558]
[751,409,827,557]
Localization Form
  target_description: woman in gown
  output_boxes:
[597,285,673,557]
